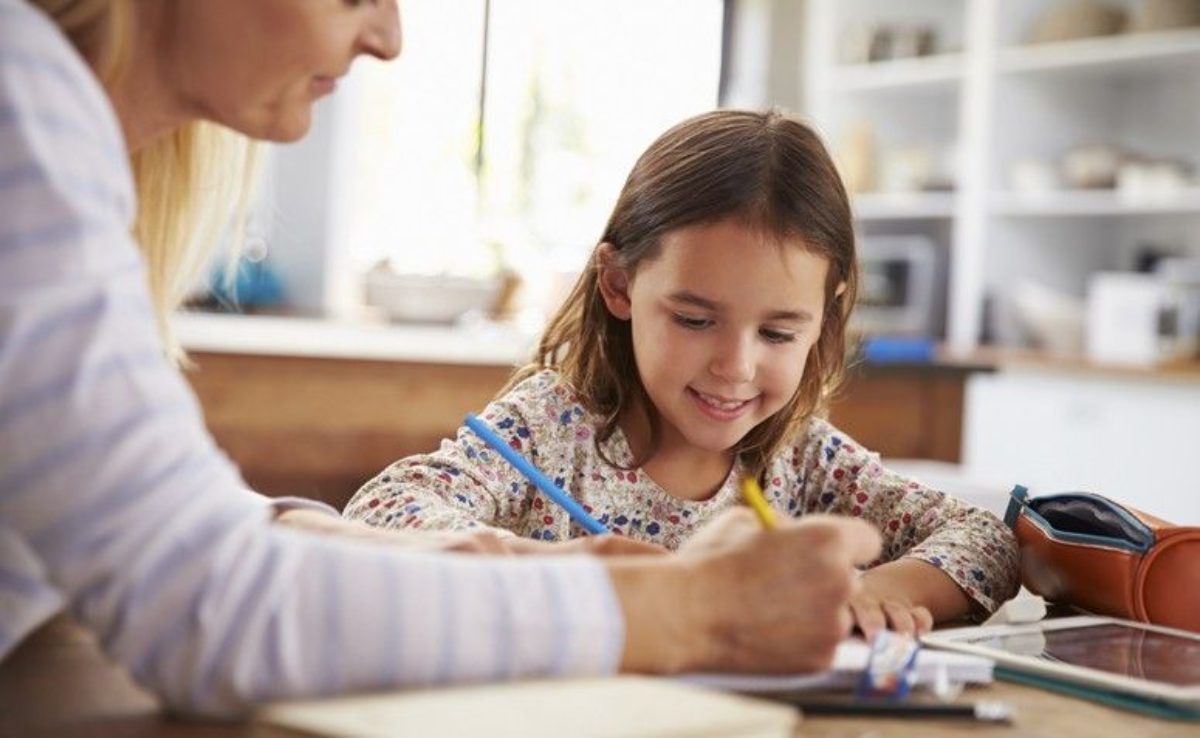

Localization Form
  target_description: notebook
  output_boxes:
[680,638,994,693]
[257,676,798,738]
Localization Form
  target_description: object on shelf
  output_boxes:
[1117,158,1195,199]
[890,24,937,59]
[363,261,503,324]
[1025,0,1127,44]
[839,22,876,65]
[1156,257,1200,360]
[837,121,877,195]
[854,235,938,336]
[1128,0,1200,32]
[1060,143,1125,189]
[875,142,956,193]
[861,335,936,363]
[1010,279,1086,355]
[1087,272,1177,365]
[202,238,285,313]
[839,22,937,64]
[1008,157,1060,194]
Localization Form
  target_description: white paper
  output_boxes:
[679,638,993,693]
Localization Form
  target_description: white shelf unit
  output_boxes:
[805,0,1200,352]
[853,192,957,220]
[832,53,966,91]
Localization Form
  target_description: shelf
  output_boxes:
[830,53,964,92]
[991,189,1200,217]
[852,192,956,220]
[997,28,1200,78]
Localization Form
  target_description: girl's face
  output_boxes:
[159,0,400,142]
[599,218,829,463]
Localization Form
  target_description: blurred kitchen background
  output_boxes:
[176,0,1200,523]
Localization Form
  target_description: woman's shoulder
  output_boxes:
[0,2,121,138]
[0,1,132,215]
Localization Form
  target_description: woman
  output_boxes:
[0,0,880,717]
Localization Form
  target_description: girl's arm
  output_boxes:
[793,420,1019,625]
[344,384,567,538]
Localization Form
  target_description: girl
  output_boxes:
[346,109,1019,635]
[1,1,880,720]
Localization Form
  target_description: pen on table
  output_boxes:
[789,699,1013,724]
[464,413,609,535]
[739,475,778,529]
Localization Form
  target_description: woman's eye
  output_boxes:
[760,328,796,344]
[671,314,712,330]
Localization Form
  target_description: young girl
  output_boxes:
[345,109,1019,635]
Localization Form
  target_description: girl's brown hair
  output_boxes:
[511,109,858,477]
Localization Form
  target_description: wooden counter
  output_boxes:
[184,351,985,509]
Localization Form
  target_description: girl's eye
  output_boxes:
[671,314,712,331]
[760,328,796,344]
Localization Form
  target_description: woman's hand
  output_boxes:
[503,535,668,557]
[274,508,518,553]
[609,508,882,675]
[275,509,666,556]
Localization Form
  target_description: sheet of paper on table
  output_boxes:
[679,638,994,693]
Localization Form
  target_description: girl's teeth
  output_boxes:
[698,391,745,410]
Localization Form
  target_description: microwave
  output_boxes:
[853,235,938,336]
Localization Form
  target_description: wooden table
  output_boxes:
[2,617,1194,738]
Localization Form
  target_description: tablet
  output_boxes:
[921,616,1200,710]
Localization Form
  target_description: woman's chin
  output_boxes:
[226,107,313,143]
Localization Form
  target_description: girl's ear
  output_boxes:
[834,281,848,299]
[596,243,633,320]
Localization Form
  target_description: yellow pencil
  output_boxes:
[739,475,778,529]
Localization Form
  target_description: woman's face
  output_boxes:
[160,0,401,142]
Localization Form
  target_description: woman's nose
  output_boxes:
[360,1,402,61]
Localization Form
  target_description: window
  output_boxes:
[335,0,724,299]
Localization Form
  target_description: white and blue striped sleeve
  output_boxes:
[0,0,623,717]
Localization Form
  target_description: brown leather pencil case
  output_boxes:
[1005,485,1200,633]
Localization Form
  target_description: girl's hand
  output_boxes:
[851,558,974,640]
[847,583,933,642]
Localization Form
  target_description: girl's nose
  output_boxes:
[709,333,756,384]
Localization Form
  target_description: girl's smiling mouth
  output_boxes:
[688,387,757,419]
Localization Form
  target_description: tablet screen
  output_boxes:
[965,623,1200,686]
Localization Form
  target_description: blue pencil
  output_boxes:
[464,413,609,535]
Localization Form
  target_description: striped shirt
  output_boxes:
[0,0,622,717]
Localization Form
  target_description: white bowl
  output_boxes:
[364,271,502,324]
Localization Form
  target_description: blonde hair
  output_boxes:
[36,0,259,362]
[511,110,858,479]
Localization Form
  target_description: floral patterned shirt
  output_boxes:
[345,370,1019,613]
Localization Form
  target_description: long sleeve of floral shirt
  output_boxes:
[345,370,1019,613]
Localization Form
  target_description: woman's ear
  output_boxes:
[834,281,848,298]
[596,243,633,320]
